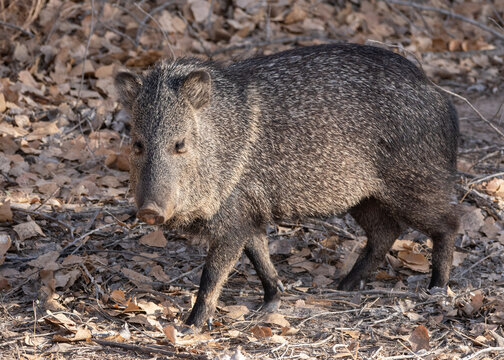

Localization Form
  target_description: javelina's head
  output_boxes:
[115,62,219,226]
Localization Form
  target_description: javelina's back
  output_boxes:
[115,43,459,329]
[224,44,458,221]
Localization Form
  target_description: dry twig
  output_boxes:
[383,0,504,40]
[93,339,209,359]
[210,35,340,57]
[11,206,75,239]
[0,20,34,37]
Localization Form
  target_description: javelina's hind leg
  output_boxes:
[403,205,458,288]
[429,221,457,288]
[185,238,245,328]
[384,188,458,289]
[244,234,281,312]
[338,197,402,290]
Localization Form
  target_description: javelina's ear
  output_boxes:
[115,72,142,109]
[181,70,211,110]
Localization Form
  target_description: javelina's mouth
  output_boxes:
[137,201,174,225]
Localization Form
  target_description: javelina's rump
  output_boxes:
[115,44,459,329]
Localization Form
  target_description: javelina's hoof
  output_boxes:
[260,297,281,313]
[179,325,197,335]
[337,276,365,291]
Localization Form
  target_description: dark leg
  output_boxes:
[382,188,459,289]
[185,238,245,328]
[415,208,458,288]
[338,197,402,290]
[244,234,282,312]
[429,228,456,288]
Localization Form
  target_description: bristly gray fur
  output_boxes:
[115,43,460,329]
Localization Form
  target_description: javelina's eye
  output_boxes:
[175,139,186,154]
[132,140,143,155]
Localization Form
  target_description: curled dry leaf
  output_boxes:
[55,269,81,289]
[26,121,60,141]
[137,300,163,315]
[391,239,416,252]
[463,290,485,316]
[269,334,286,344]
[0,275,10,290]
[397,250,430,273]
[375,270,396,280]
[470,291,484,313]
[0,93,6,112]
[312,274,333,287]
[408,324,430,352]
[263,313,290,328]
[27,250,60,270]
[121,267,152,285]
[129,314,163,332]
[44,312,77,332]
[61,254,84,266]
[284,4,306,24]
[163,325,177,344]
[250,325,273,339]
[110,289,127,304]
[222,305,250,320]
[191,1,211,23]
[123,299,142,313]
[13,220,45,241]
[452,251,468,266]
[0,234,11,266]
[53,326,92,342]
[139,229,167,248]
[281,326,299,336]
[482,178,504,198]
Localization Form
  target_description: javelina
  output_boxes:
[115,43,459,329]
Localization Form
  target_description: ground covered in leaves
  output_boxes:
[1,0,504,359]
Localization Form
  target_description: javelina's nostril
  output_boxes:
[137,203,165,225]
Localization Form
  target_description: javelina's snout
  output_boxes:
[137,201,174,225]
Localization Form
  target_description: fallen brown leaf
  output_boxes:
[13,220,45,241]
[408,325,430,352]
[263,313,290,328]
[163,325,177,344]
[0,234,11,265]
[139,230,167,248]
[250,325,273,339]
[397,250,430,273]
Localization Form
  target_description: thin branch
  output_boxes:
[383,0,504,40]
[434,85,504,140]
[93,339,209,359]
[134,3,175,60]
[318,288,426,299]
[210,35,340,57]
[0,20,35,37]
[76,0,101,159]
[11,206,75,239]
[367,39,504,141]
[461,347,504,360]
[100,23,136,46]
[61,223,119,254]
[456,248,504,278]
[167,263,204,284]
[467,171,504,185]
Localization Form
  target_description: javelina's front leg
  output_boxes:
[244,234,282,312]
[185,237,245,328]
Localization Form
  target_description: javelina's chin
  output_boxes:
[162,213,192,230]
